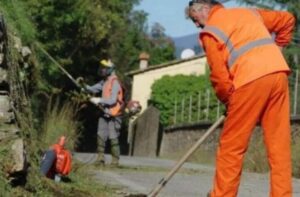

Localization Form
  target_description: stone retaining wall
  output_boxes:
[160,116,300,156]
[0,16,29,179]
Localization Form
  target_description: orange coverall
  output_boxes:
[202,8,296,197]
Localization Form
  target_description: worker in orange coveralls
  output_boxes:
[186,0,296,196]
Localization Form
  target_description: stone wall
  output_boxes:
[130,106,161,157]
[160,116,300,156]
[0,15,31,181]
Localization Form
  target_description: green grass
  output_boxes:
[41,99,80,151]
[19,162,118,197]
[35,100,119,196]
[292,133,300,178]
[0,141,13,196]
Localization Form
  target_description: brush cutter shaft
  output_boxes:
[35,42,80,88]
[35,42,107,112]
[148,115,225,197]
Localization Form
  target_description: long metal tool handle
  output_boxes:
[34,42,106,112]
[148,115,225,197]
[34,42,81,88]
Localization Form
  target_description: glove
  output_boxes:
[89,97,102,105]
[76,77,88,92]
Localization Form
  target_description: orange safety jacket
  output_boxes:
[102,75,124,117]
[199,6,292,90]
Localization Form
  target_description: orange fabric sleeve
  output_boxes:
[201,34,234,104]
[257,9,296,47]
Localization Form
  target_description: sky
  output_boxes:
[135,0,238,38]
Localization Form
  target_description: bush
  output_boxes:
[150,74,223,126]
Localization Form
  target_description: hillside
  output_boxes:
[172,33,203,58]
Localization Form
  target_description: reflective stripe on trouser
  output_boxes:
[211,72,292,197]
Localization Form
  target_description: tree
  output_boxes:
[24,0,175,93]
[148,23,175,66]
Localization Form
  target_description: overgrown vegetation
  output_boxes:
[41,99,79,150]
[0,0,299,195]
[0,141,14,195]
[21,0,175,94]
[0,0,177,115]
[150,73,224,126]
[2,97,118,196]
[22,161,117,197]
[0,0,36,43]
[0,0,176,195]
[38,104,116,196]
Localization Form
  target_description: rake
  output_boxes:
[126,115,225,197]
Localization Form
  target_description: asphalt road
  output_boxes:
[74,153,300,197]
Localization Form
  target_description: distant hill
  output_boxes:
[172,33,203,58]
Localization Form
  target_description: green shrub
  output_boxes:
[150,73,224,126]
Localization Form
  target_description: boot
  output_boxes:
[95,137,105,166]
[110,138,120,167]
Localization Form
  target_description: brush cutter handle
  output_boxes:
[35,42,82,89]
[148,115,225,197]
[35,42,108,114]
